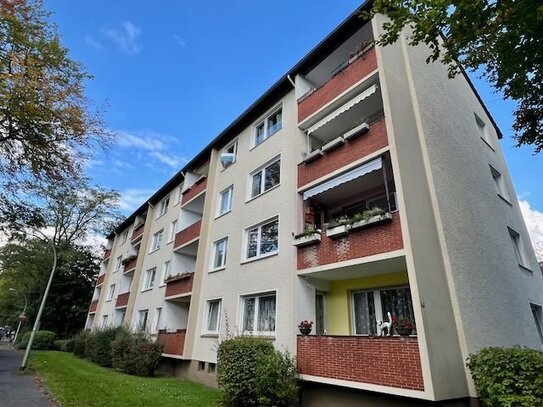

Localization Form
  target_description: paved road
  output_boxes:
[0,345,52,407]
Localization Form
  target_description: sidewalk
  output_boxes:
[0,345,52,406]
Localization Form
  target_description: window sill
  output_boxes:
[250,127,283,151]
[241,251,278,265]
[518,264,534,273]
[481,136,495,152]
[209,266,226,273]
[246,183,281,204]
[215,210,232,220]
[240,333,276,340]
[200,333,219,338]
[148,248,161,254]
[141,287,154,293]
[497,193,513,206]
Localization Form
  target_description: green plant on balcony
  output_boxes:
[298,320,313,336]
[392,316,415,336]
[351,207,387,223]
[293,227,321,239]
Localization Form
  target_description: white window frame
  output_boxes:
[151,229,164,252]
[114,255,123,272]
[138,309,149,332]
[475,113,494,150]
[489,165,510,203]
[203,298,222,335]
[121,229,129,244]
[508,227,529,269]
[220,139,238,169]
[252,105,283,148]
[107,284,116,301]
[217,185,233,217]
[101,314,109,328]
[243,216,279,262]
[154,307,162,333]
[157,196,170,218]
[530,303,543,346]
[161,260,171,285]
[143,267,157,290]
[248,156,281,200]
[239,291,277,336]
[169,220,178,242]
[211,237,228,271]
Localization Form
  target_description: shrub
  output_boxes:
[121,334,162,377]
[467,346,543,407]
[73,331,93,358]
[19,330,57,350]
[91,327,122,367]
[111,329,133,371]
[217,337,299,407]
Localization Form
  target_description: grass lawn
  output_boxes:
[30,351,220,407]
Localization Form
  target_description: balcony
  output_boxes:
[165,273,194,298]
[298,46,377,123]
[297,335,423,391]
[131,223,144,243]
[115,292,130,308]
[96,274,105,286]
[298,118,388,188]
[89,299,98,313]
[157,329,186,357]
[173,221,201,251]
[102,248,111,261]
[181,176,207,205]
[122,256,137,273]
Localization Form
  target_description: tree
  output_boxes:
[367,0,543,152]
[0,0,112,225]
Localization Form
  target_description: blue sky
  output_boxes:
[47,1,542,255]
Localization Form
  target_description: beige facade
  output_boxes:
[86,4,543,405]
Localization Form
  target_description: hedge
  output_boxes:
[17,330,57,350]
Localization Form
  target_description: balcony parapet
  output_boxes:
[122,256,137,273]
[96,274,105,286]
[157,329,186,356]
[297,335,423,391]
[181,176,207,205]
[174,221,201,250]
[298,46,377,123]
[89,299,98,313]
[115,292,130,308]
[165,273,194,298]
[131,223,144,243]
[297,212,403,270]
[102,248,111,261]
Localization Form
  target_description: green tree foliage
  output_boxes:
[368,0,543,152]
[467,347,543,406]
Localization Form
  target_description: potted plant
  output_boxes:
[298,320,314,336]
[121,254,138,266]
[292,228,322,247]
[393,316,416,336]
[326,216,351,238]
[350,207,391,231]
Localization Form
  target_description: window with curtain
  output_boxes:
[242,293,276,334]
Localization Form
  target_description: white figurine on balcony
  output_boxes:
[376,312,392,336]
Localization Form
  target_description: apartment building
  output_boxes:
[86,3,543,405]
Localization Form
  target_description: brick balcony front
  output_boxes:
[96,274,105,286]
[298,118,388,188]
[181,177,207,205]
[115,292,130,308]
[89,300,98,313]
[298,46,377,123]
[165,273,194,297]
[297,212,403,270]
[157,330,186,356]
[102,249,111,261]
[123,258,137,273]
[174,221,201,249]
[297,336,424,391]
[131,224,144,242]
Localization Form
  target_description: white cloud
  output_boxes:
[116,130,165,151]
[173,35,186,47]
[149,151,182,169]
[103,21,142,54]
[113,159,134,169]
[519,199,543,261]
[85,34,102,50]
[118,188,156,212]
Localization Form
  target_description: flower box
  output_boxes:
[350,212,392,231]
[293,231,322,247]
[326,224,350,238]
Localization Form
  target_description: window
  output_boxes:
[253,106,282,146]
[138,310,149,332]
[207,363,216,374]
[121,229,129,244]
[158,196,170,217]
[475,113,493,148]
[250,158,280,199]
[245,218,279,260]
[218,186,233,216]
[508,227,527,268]
[169,220,178,242]
[366,193,397,213]
[530,303,543,345]
[205,299,222,333]
[101,315,109,328]
[107,284,116,301]
[114,255,123,272]
[489,165,509,201]
[241,293,276,335]
[154,308,162,333]
[118,310,126,326]
[151,229,164,251]
[212,238,228,270]
[197,361,206,371]
[352,286,415,335]
[143,268,156,290]
[220,140,238,169]
[162,261,171,284]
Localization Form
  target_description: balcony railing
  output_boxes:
[298,46,377,123]
[96,274,105,286]
[115,292,130,308]
[297,212,403,270]
[181,177,207,205]
[89,299,98,313]
[174,221,201,250]
[297,335,424,391]
[165,273,194,297]
[157,329,186,356]
[131,223,144,242]
[102,249,111,261]
[298,118,388,188]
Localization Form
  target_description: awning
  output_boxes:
[307,84,378,135]
[303,157,383,200]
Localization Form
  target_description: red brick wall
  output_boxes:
[297,336,424,391]
[158,330,186,356]
[182,177,207,205]
[89,300,98,313]
[298,118,388,188]
[123,258,137,273]
[131,224,144,241]
[174,221,202,248]
[298,46,377,122]
[115,292,130,308]
[165,274,194,297]
[96,274,105,286]
[297,212,403,270]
